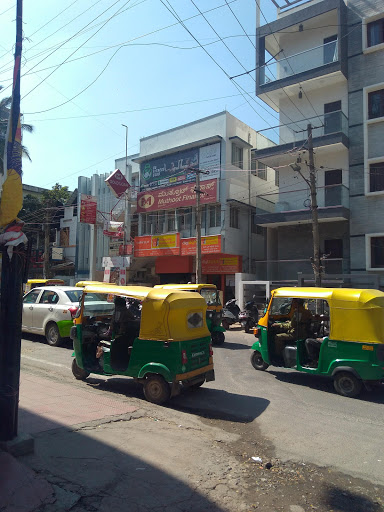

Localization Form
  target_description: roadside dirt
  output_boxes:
[200,415,384,512]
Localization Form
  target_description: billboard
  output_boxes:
[136,179,217,213]
[180,235,221,256]
[202,254,242,274]
[134,234,180,257]
[139,143,221,191]
[105,169,130,198]
[80,194,97,224]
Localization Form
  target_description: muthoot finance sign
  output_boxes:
[136,179,218,213]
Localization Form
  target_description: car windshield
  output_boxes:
[65,290,83,302]
[200,289,221,306]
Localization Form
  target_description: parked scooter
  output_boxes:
[222,298,241,330]
[239,299,259,333]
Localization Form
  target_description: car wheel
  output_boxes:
[211,331,225,345]
[250,351,269,371]
[143,375,171,405]
[222,319,230,330]
[71,359,90,380]
[45,322,62,347]
[333,371,362,398]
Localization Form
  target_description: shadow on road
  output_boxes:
[268,369,384,403]
[219,341,251,350]
[323,484,382,512]
[22,332,73,350]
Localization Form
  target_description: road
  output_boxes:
[20,328,384,486]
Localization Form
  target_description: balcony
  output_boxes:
[253,111,349,168]
[256,0,347,103]
[255,184,350,227]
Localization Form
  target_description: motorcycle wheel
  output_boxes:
[244,321,251,334]
[222,319,230,330]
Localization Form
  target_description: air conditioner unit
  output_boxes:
[52,242,57,247]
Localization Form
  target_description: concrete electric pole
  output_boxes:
[307,123,321,287]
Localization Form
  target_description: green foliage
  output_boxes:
[42,183,70,206]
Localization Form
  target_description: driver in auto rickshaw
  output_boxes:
[271,298,313,356]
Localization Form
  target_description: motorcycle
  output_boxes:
[222,298,241,330]
[238,300,259,333]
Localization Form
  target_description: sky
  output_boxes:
[0,0,280,192]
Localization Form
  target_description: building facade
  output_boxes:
[253,0,384,286]
[127,111,276,298]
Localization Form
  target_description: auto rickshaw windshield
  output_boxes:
[200,289,221,306]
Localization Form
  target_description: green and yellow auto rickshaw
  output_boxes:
[71,284,215,404]
[251,287,384,398]
[154,283,225,345]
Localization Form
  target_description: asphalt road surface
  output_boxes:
[20,328,384,486]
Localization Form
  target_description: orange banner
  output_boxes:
[181,235,221,256]
[202,254,242,274]
[134,234,180,257]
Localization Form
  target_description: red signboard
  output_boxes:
[134,234,180,257]
[80,194,97,224]
[136,179,217,213]
[181,235,221,256]
[105,169,130,198]
[202,254,242,274]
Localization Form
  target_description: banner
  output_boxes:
[137,179,217,213]
[181,235,221,256]
[202,254,242,274]
[199,143,221,182]
[134,233,180,257]
[0,0,23,227]
[80,194,97,224]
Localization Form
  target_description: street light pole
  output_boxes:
[121,124,131,250]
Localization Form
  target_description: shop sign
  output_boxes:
[103,268,111,283]
[134,233,180,257]
[137,179,217,213]
[119,243,133,256]
[119,267,127,286]
[105,169,130,198]
[199,143,221,182]
[202,254,242,274]
[180,235,221,256]
[80,194,97,224]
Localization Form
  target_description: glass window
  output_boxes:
[200,289,221,306]
[230,205,239,228]
[324,239,343,258]
[40,291,59,304]
[154,211,165,234]
[367,18,384,47]
[368,89,384,119]
[371,236,384,268]
[323,35,338,64]
[141,213,151,235]
[166,210,176,232]
[251,156,267,180]
[65,290,83,302]
[369,162,384,192]
[23,289,41,304]
[209,205,221,228]
[180,208,192,230]
[231,143,243,169]
[270,297,292,316]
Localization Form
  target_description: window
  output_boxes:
[251,215,264,235]
[153,211,165,234]
[367,18,384,47]
[180,208,192,230]
[370,236,384,268]
[230,205,239,229]
[323,35,338,64]
[167,210,176,232]
[40,291,59,304]
[141,213,151,235]
[231,143,243,169]
[23,289,41,304]
[209,205,221,228]
[368,89,384,119]
[324,239,343,258]
[369,162,384,192]
[251,155,267,180]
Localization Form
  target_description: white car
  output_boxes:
[22,286,83,346]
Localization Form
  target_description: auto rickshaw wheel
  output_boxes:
[251,351,269,371]
[71,359,90,380]
[211,331,225,345]
[333,371,362,398]
[143,375,171,405]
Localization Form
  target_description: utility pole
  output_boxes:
[307,123,321,287]
[195,169,202,284]
[43,206,50,278]
[122,124,131,249]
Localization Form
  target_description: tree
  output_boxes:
[0,85,34,170]
[42,183,70,207]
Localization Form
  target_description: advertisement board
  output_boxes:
[180,235,221,256]
[103,221,124,239]
[139,143,221,191]
[80,194,97,224]
[105,169,130,198]
[202,254,242,274]
[137,179,217,213]
[134,234,180,257]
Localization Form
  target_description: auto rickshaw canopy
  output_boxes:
[81,284,210,342]
[75,280,111,287]
[264,287,384,344]
[154,283,217,291]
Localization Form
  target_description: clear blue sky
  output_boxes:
[0,0,278,192]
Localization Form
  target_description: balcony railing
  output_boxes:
[256,184,349,216]
[259,111,348,147]
[260,39,338,85]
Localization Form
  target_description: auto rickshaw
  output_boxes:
[75,281,109,287]
[71,284,215,404]
[24,278,65,293]
[154,283,225,345]
[251,287,384,398]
